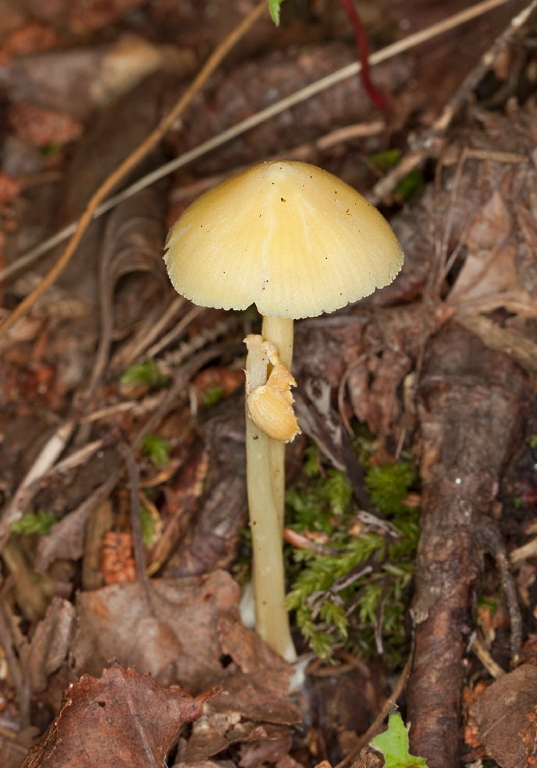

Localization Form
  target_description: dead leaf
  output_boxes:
[20,662,218,768]
[9,101,83,147]
[239,733,302,768]
[71,571,298,717]
[27,597,75,693]
[69,571,299,760]
[519,705,537,766]
[469,664,537,768]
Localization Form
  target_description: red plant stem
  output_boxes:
[337,0,386,110]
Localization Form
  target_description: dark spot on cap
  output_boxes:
[281,197,286,202]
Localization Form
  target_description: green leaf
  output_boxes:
[268,0,286,25]
[11,510,56,536]
[142,433,170,466]
[371,713,429,768]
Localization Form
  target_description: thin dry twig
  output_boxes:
[334,648,414,768]
[0,0,267,337]
[368,0,537,206]
[0,0,513,286]
[471,635,506,679]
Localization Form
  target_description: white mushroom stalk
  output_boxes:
[163,160,404,661]
[244,333,298,661]
[262,315,294,532]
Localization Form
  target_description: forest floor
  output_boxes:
[0,1,537,767]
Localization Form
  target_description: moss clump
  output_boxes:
[121,359,170,390]
[285,445,419,662]
[141,433,170,466]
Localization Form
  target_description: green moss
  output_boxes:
[285,445,419,662]
[201,384,226,407]
[286,446,353,533]
[141,433,170,466]
[121,359,170,389]
[366,462,416,516]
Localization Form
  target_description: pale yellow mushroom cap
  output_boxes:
[164,161,403,320]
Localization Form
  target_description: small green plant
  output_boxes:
[121,359,170,390]
[268,0,286,25]
[393,169,424,203]
[141,433,170,466]
[368,149,423,202]
[529,434,537,449]
[286,446,419,661]
[41,142,63,157]
[11,510,56,536]
[371,713,429,768]
[201,384,226,407]
[369,149,402,174]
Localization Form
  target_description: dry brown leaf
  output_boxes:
[448,189,535,317]
[20,662,219,768]
[70,571,299,726]
[519,705,537,766]
[239,733,301,768]
[26,597,75,693]
[469,664,537,768]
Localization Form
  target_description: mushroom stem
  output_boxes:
[245,334,296,662]
[262,316,294,369]
[261,316,294,531]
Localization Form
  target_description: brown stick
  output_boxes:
[407,324,528,768]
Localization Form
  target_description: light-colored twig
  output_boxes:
[471,635,506,679]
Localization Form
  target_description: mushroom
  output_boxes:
[164,160,403,661]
